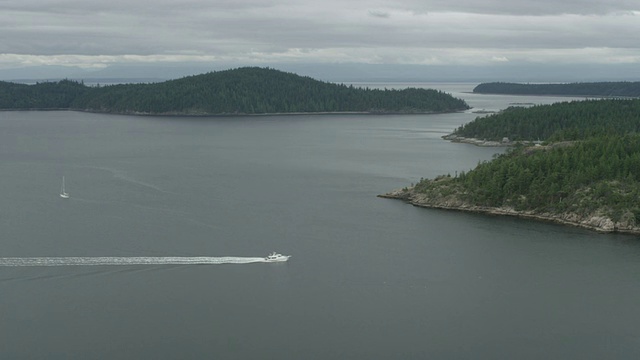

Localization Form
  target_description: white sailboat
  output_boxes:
[60,176,69,199]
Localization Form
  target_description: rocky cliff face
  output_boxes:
[379,187,640,234]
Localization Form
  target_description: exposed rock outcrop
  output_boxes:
[379,187,640,234]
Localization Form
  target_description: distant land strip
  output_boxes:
[473,81,640,97]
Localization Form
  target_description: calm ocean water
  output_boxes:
[1,84,639,359]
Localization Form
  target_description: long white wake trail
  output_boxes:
[0,257,268,267]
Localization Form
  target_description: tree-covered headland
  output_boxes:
[450,99,640,142]
[0,67,469,115]
[381,98,640,233]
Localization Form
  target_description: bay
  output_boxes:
[1,85,639,359]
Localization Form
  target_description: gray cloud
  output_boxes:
[0,0,639,69]
[400,0,640,15]
[369,9,391,18]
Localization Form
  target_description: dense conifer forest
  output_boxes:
[0,67,469,115]
[416,135,640,220]
[451,99,640,142]
[384,98,640,233]
[0,79,87,109]
[473,82,640,97]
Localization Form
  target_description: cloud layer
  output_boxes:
[1,0,639,69]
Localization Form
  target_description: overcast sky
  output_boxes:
[1,0,639,70]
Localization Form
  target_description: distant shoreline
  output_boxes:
[0,108,468,117]
[472,81,640,98]
[472,92,636,99]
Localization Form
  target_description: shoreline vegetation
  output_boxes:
[0,67,469,116]
[382,97,640,234]
[378,185,640,234]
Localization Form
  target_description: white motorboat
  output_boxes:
[264,252,290,262]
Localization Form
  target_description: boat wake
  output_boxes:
[0,256,271,267]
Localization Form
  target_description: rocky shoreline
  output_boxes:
[441,134,544,147]
[378,187,640,235]
[442,134,507,147]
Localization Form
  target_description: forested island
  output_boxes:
[381,98,640,234]
[473,82,640,97]
[0,67,469,115]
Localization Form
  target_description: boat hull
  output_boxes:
[264,253,290,262]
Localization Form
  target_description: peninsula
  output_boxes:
[381,98,640,234]
[0,67,469,116]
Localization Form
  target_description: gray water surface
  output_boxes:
[1,87,639,359]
